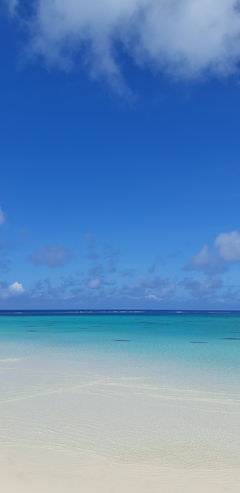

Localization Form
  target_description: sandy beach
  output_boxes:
[1,447,240,493]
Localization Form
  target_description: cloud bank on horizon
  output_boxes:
[24,229,240,307]
[1,198,240,307]
[7,0,240,92]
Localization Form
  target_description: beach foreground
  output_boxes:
[0,313,239,492]
[1,447,240,493]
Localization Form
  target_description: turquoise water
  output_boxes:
[0,313,240,377]
[0,313,239,467]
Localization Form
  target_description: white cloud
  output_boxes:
[9,0,240,91]
[8,281,25,295]
[187,230,240,274]
[215,230,240,261]
[88,277,101,289]
[0,208,5,226]
[0,281,25,299]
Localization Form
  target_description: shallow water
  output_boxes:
[0,313,239,468]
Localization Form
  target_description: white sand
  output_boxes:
[0,447,240,493]
[0,343,239,492]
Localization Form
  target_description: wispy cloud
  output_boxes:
[120,268,136,278]
[0,208,5,226]
[119,275,176,300]
[4,0,17,15]
[0,259,11,274]
[87,277,102,289]
[185,244,226,274]
[180,276,222,298]
[8,1,240,93]
[28,245,70,267]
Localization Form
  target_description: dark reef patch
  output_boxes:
[190,341,208,344]
[137,321,172,326]
[222,337,240,341]
[114,339,131,342]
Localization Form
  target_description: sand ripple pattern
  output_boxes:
[0,372,239,468]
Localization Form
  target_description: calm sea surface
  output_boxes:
[0,311,239,467]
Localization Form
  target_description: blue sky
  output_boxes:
[1,0,240,309]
